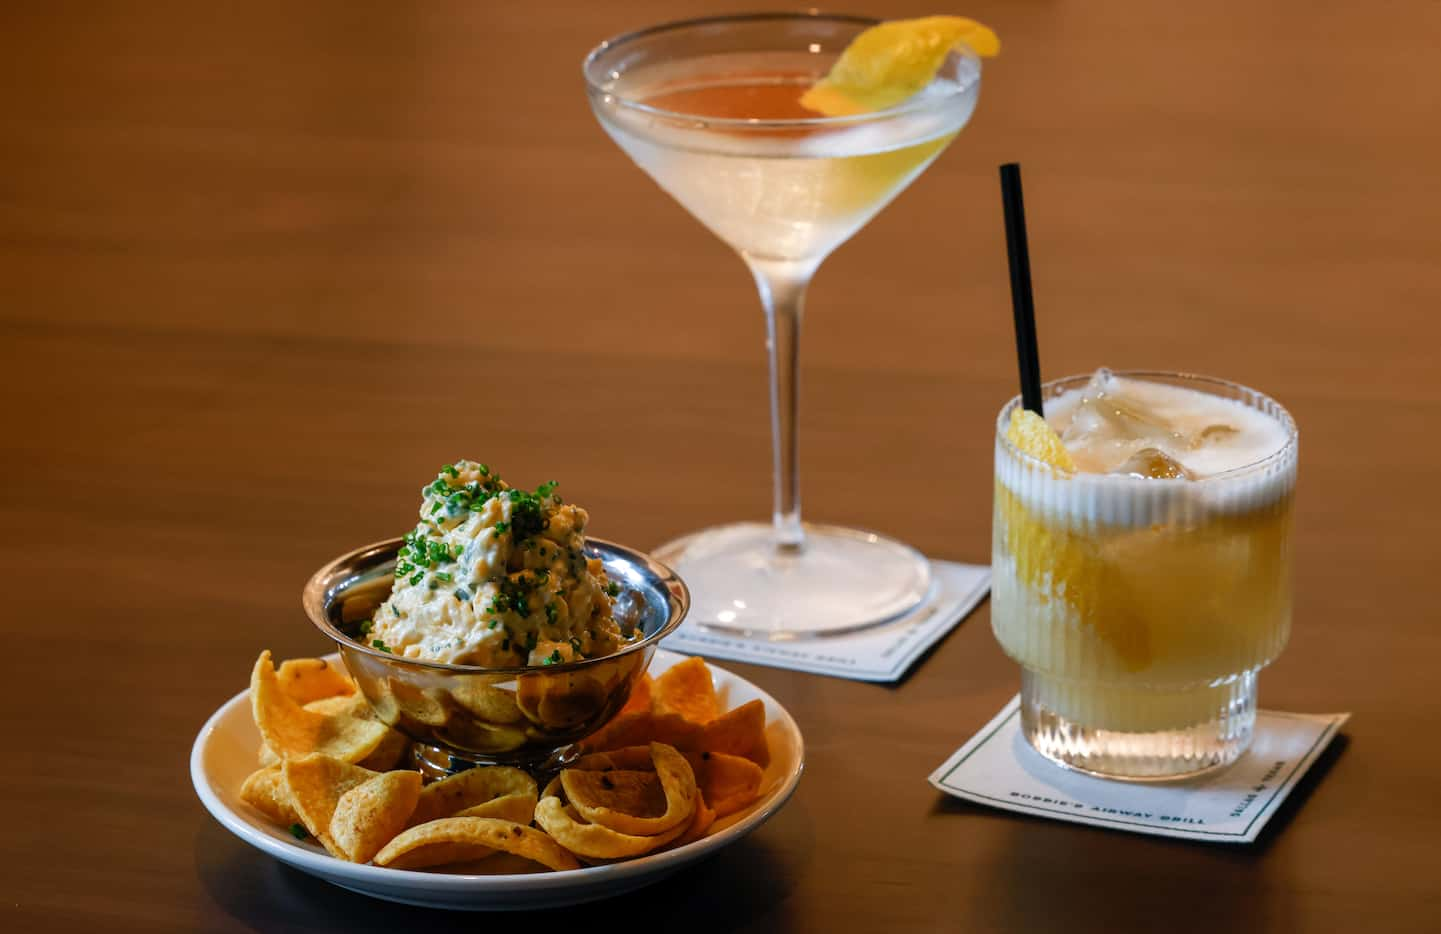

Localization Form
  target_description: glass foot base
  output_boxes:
[652,521,931,639]
[1019,669,1258,781]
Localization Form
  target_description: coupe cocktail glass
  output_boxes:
[584,13,983,638]
[992,371,1299,779]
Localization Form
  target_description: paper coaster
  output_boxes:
[660,560,990,683]
[929,696,1349,843]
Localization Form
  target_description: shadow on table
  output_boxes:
[924,735,1348,930]
[195,806,812,932]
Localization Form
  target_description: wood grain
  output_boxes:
[2,1,1438,931]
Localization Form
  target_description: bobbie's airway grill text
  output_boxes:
[928,697,1348,843]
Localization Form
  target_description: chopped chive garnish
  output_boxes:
[371,639,392,653]
[409,571,424,586]
[443,464,460,478]
[358,619,373,635]
[456,588,470,601]
[436,572,453,583]
[605,582,621,597]
[289,823,309,840]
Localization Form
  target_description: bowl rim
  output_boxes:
[301,536,690,676]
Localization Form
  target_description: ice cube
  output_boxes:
[1082,367,1116,400]
[1189,423,1239,449]
[1061,369,1185,450]
[1114,446,1194,480]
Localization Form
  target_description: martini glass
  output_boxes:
[584,12,982,638]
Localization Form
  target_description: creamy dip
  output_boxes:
[366,461,634,667]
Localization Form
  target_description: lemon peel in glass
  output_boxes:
[1006,408,1076,472]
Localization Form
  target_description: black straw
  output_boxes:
[999,163,1044,414]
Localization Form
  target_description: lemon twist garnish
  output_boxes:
[997,412,1150,670]
[1006,409,1075,472]
[800,16,1000,117]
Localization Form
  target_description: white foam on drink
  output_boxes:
[1044,371,1290,480]
[997,373,1296,531]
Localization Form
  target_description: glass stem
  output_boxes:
[747,256,819,553]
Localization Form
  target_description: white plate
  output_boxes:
[190,648,804,911]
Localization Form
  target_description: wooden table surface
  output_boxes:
[4,1,1439,931]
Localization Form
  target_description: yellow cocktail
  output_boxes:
[992,370,1298,779]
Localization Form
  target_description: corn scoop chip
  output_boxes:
[387,677,449,727]
[692,751,764,818]
[357,726,410,771]
[408,765,537,827]
[589,659,769,768]
[453,793,537,825]
[581,710,706,754]
[251,651,389,763]
[572,746,655,771]
[258,693,408,769]
[671,790,716,849]
[579,745,763,819]
[701,699,770,768]
[562,769,664,820]
[448,679,526,725]
[308,693,375,718]
[375,817,581,872]
[282,754,380,858]
[651,657,720,723]
[329,769,422,863]
[517,670,609,731]
[618,672,653,715]
[239,766,298,826]
[275,657,355,705]
[560,742,696,836]
[535,787,690,861]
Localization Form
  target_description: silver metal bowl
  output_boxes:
[302,537,689,777]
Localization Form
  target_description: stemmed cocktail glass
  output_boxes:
[584,13,982,638]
